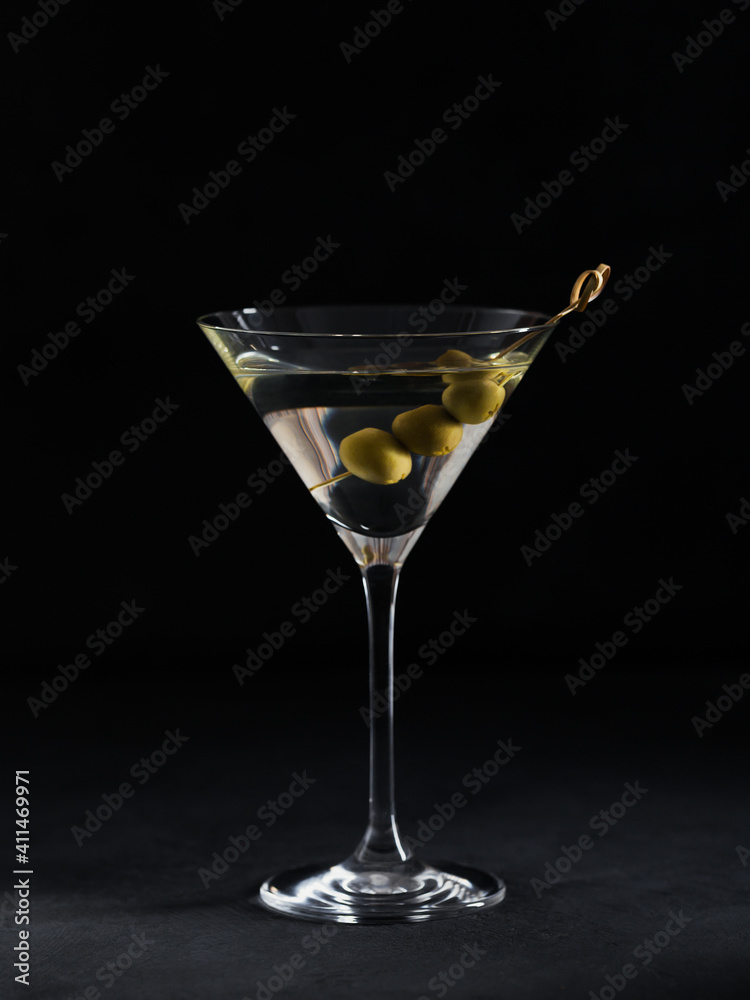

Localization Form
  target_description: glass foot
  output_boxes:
[259,855,505,924]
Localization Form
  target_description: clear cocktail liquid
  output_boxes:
[240,364,527,539]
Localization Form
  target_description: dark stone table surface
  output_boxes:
[5,670,749,1000]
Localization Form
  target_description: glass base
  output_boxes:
[259,855,505,924]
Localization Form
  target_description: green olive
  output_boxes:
[436,349,474,368]
[437,348,496,384]
[442,380,506,424]
[339,428,412,485]
[392,405,463,456]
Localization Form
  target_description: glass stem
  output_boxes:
[355,562,411,865]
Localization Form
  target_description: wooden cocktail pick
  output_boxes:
[496,262,611,358]
[309,263,611,492]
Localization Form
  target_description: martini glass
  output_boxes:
[197,276,607,923]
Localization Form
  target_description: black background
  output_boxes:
[3,1,750,997]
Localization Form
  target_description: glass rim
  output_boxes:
[196,303,555,339]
